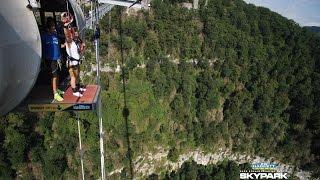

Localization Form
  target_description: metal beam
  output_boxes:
[86,4,114,29]
[98,0,142,9]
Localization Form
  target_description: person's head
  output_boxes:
[47,22,56,34]
[66,35,73,43]
[61,12,73,26]
[74,30,79,38]
[46,17,54,25]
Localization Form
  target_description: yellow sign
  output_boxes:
[28,104,72,112]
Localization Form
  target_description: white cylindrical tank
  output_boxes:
[0,0,41,115]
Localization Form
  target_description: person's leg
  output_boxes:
[76,65,86,91]
[55,74,64,95]
[75,66,81,89]
[51,61,58,93]
[69,66,82,97]
[76,65,80,85]
[51,61,63,101]
[52,77,57,93]
[71,76,76,89]
[69,67,76,89]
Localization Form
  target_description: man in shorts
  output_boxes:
[62,36,83,97]
[73,29,86,92]
[42,21,64,101]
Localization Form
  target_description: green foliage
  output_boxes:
[3,114,27,170]
[1,0,320,178]
[161,160,241,179]
[123,16,148,44]
[167,147,179,162]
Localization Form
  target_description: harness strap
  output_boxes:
[68,56,80,61]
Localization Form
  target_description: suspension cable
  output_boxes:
[76,112,85,180]
[107,9,111,64]
[66,0,70,14]
[66,0,72,28]
[66,1,85,178]
[93,1,106,179]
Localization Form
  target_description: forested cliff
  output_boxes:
[1,0,320,179]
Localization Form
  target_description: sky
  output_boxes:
[243,0,320,27]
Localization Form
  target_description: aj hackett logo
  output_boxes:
[73,104,91,110]
[251,163,278,170]
[240,163,288,179]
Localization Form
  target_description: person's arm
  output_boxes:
[61,42,66,48]
[80,42,86,54]
[77,37,85,54]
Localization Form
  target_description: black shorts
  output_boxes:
[50,61,59,77]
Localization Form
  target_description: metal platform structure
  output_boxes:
[22,85,100,112]
[98,0,145,9]
[86,3,114,29]
[85,0,148,29]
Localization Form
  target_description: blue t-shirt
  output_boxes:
[41,33,61,61]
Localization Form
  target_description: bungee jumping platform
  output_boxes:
[23,85,100,112]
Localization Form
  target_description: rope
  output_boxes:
[90,0,93,28]
[66,0,70,14]
[108,10,111,68]
[94,0,98,29]
[67,2,84,179]
[66,0,72,29]
[76,112,85,180]
[92,2,106,179]
[96,1,100,24]
[128,0,142,8]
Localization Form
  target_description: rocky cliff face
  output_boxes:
[108,147,312,179]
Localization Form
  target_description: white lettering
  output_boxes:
[240,173,247,179]
[281,173,288,179]
[248,173,254,179]
[253,173,260,179]
[267,173,274,179]
[240,173,288,179]
[274,173,281,179]
[260,173,267,178]
[73,104,91,110]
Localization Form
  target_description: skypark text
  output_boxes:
[240,172,288,179]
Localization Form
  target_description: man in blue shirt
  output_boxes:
[42,21,64,101]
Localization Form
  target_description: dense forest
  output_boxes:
[148,160,299,179]
[1,0,320,179]
[149,160,243,179]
